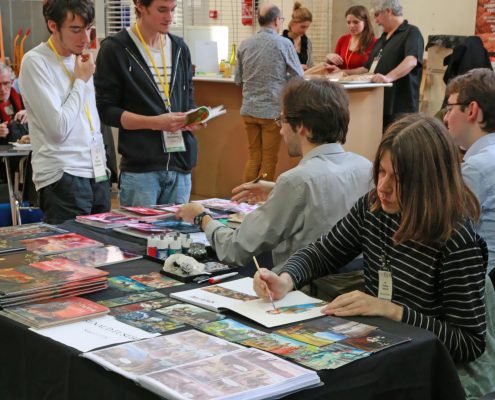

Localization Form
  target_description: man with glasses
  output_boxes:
[330,0,423,130]
[19,0,110,224]
[444,68,495,287]
[178,79,371,275]
[235,3,303,183]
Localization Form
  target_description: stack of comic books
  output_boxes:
[0,296,109,328]
[82,329,321,400]
[112,206,175,223]
[46,245,142,268]
[0,223,68,254]
[75,212,138,229]
[19,233,104,255]
[0,258,108,307]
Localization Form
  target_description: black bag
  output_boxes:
[6,120,29,142]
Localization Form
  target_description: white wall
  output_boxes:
[401,0,477,38]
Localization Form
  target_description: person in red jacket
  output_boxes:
[325,6,376,70]
[0,62,28,144]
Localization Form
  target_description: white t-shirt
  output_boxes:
[128,27,173,105]
[19,42,106,190]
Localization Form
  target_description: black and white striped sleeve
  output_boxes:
[401,229,487,362]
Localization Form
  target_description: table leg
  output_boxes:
[3,156,20,226]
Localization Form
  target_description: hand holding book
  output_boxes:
[185,105,226,126]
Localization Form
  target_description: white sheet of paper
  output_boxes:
[30,315,159,352]
[171,277,326,327]
[188,232,210,246]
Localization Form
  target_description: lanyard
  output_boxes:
[344,40,354,70]
[134,23,171,109]
[47,37,95,134]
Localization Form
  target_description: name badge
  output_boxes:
[163,131,186,153]
[90,142,108,182]
[378,268,393,301]
[369,56,381,74]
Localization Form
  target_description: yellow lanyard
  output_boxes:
[47,37,95,134]
[134,23,171,109]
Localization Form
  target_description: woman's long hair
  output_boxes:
[369,114,480,244]
[346,5,374,54]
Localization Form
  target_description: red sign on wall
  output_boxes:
[476,0,495,55]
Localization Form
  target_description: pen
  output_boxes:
[252,173,267,184]
[208,272,239,284]
[253,256,277,311]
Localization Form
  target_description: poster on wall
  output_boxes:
[476,0,495,55]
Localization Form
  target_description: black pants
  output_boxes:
[39,173,110,225]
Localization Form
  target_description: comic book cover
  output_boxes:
[241,333,319,357]
[0,258,107,296]
[292,342,370,370]
[75,213,138,229]
[0,251,47,268]
[115,310,184,334]
[2,296,109,328]
[198,318,268,343]
[154,303,225,327]
[109,297,180,316]
[130,272,183,289]
[0,223,68,241]
[107,276,154,293]
[339,329,410,352]
[20,233,104,255]
[97,291,166,308]
[48,246,142,268]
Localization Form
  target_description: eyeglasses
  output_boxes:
[445,102,470,113]
[275,114,300,127]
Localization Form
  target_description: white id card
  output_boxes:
[378,269,393,301]
[90,142,108,182]
[163,131,186,152]
[369,56,381,74]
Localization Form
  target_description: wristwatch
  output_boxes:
[193,211,209,229]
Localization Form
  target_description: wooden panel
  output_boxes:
[191,80,383,199]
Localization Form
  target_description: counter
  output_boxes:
[192,76,390,199]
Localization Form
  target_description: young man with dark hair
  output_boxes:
[444,68,495,283]
[95,0,201,206]
[19,0,110,224]
[178,79,372,272]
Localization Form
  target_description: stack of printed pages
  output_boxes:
[1,296,109,328]
[0,257,109,307]
[82,329,320,400]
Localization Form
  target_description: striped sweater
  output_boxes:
[283,195,488,362]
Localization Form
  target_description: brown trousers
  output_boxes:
[242,115,282,182]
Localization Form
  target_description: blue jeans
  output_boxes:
[119,171,191,206]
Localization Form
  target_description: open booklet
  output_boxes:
[82,329,320,400]
[185,105,226,126]
[170,277,327,328]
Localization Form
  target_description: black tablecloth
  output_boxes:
[0,223,466,400]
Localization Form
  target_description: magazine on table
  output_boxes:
[1,296,109,328]
[0,223,68,241]
[75,213,138,229]
[47,245,142,268]
[20,233,104,255]
[170,277,327,328]
[82,329,320,399]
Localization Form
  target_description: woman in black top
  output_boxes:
[282,2,313,70]
[255,115,488,366]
